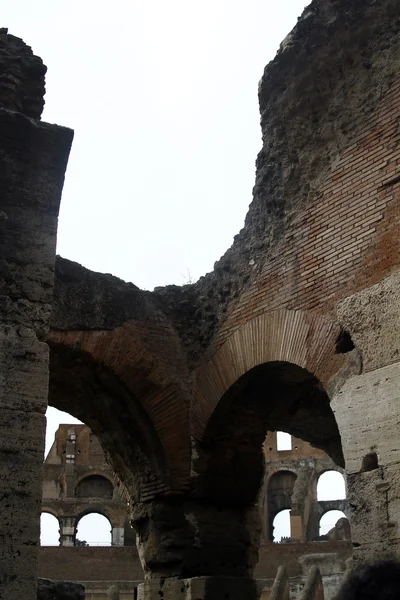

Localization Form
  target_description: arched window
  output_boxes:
[276,431,292,451]
[40,512,59,546]
[76,513,112,546]
[267,470,296,540]
[317,470,346,500]
[319,510,347,536]
[76,475,113,499]
[272,509,291,542]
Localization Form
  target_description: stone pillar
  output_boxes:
[112,527,125,546]
[132,498,261,600]
[290,511,303,541]
[0,30,72,600]
[0,87,72,600]
[59,517,77,547]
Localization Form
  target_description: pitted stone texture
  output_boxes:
[337,271,400,371]
[331,363,400,562]
[299,554,344,577]
[37,578,85,600]
[347,467,400,549]
[0,109,73,336]
[0,29,46,119]
[0,68,72,600]
[0,326,49,413]
[269,566,289,600]
[331,363,400,474]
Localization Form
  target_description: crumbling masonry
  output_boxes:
[1,0,400,598]
[38,427,351,599]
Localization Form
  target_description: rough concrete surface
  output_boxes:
[332,363,400,474]
[337,271,400,372]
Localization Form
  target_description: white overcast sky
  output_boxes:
[2,0,350,545]
[4,0,310,455]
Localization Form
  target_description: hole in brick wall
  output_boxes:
[361,451,379,472]
[277,431,292,451]
[335,329,355,354]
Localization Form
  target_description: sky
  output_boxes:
[1,0,350,547]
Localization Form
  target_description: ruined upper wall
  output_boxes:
[0,28,46,119]
[148,0,400,362]
[52,0,400,364]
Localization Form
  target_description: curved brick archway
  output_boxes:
[195,359,343,504]
[48,338,173,502]
[194,309,346,439]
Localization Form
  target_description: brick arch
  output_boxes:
[41,507,61,520]
[76,506,113,524]
[75,472,114,487]
[48,331,182,503]
[194,309,346,439]
[265,467,299,486]
[267,470,298,523]
[75,474,114,500]
[49,320,191,495]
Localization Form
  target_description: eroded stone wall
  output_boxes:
[0,31,73,600]
[5,0,400,597]
[332,272,400,562]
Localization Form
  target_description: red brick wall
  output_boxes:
[39,541,351,582]
[38,547,144,582]
[264,433,328,462]
[211,82,400,355]
[255,541,352,578]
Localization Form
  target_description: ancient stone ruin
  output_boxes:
[1,0,400,598]
[39,426,351,598]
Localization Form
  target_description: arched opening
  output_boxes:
[267,471,297,541]
[317,471,346,500]
[48,341,169,503]
[199,361,344,505]
[319,510,347,536]
[276,431,292,451]
[76,475,114,499]
[40,512,59,546]
[272,509,291,543]
[76,513,112,546]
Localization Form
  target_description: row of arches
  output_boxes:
[41,512,113,546]
[40,512,136,547]
[266,469,347,542]
[268,469,346,503]
[273,509,348,542]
